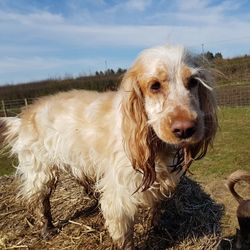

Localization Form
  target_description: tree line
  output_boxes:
[0,71,125,100]
[204,51,223,60]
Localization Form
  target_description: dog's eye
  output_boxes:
[150,81,161,93]
[188,77,199,89]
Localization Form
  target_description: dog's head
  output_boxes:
[121,45,218,190]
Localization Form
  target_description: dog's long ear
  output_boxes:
[121,68,156,191]
[188,69,218,161]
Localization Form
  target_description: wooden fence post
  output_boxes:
[1,100,8,117]
[24,98,28,106]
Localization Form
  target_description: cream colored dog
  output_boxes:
[1,45,217,249]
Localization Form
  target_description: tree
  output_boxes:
[104,69,115,75]
[206,51,214,60]
[116,68,126,74]
[214,52,223,59]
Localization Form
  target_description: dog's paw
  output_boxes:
[41,226,60,240]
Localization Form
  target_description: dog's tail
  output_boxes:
[227,170,250,203]
[0,117,21,154]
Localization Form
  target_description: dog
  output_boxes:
[0,45,218,249]
[227,170,250,249]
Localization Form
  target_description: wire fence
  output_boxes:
[0,84,250,117]
[0,98,34,117]
[216,84,250,106]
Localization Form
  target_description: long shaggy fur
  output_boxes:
[1,45,217,249]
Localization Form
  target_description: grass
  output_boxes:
[0,155,15,176]
[192,106,250,180]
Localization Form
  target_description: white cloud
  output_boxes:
[0,1,248,46]
[0,9,249,61]
[0,55,131,84]
[0,10,64,24]
[0,0,250,84]
[125,0,152,11]
[105,0,152,15]
[0,6,250,52]
[177,0,209,11]
[0,56,101,74]
[177,0,241,12]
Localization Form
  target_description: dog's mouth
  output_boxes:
[169,133,201,150]
[176,137,195,146]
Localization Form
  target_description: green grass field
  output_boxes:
[0,107,250,177]
[192,107,250,180]
[0,155,16,176]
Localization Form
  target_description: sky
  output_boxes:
[0,0,250,85]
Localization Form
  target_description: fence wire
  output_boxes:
[216,84,250,106]
[0,98,34,117]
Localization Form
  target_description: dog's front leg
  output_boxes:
[100,191,137,249]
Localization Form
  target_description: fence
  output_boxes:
[0,84,250,117]
[216,84,250,106]
[0,98,34,117]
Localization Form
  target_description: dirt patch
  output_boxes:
[0,173,247,250]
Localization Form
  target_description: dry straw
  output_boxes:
[0,174,225,249]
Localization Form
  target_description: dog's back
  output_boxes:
[0,90,120,199]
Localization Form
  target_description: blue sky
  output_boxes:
[0,0,250,85]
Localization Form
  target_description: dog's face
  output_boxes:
[127,46,207,147]
[121,45,217,190]
[141,63,203,146]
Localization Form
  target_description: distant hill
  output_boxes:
[0,73,123,100]
[211,55,250,85]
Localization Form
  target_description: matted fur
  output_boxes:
[1,45,217,249]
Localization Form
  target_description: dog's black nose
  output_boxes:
[171,120,196,139]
